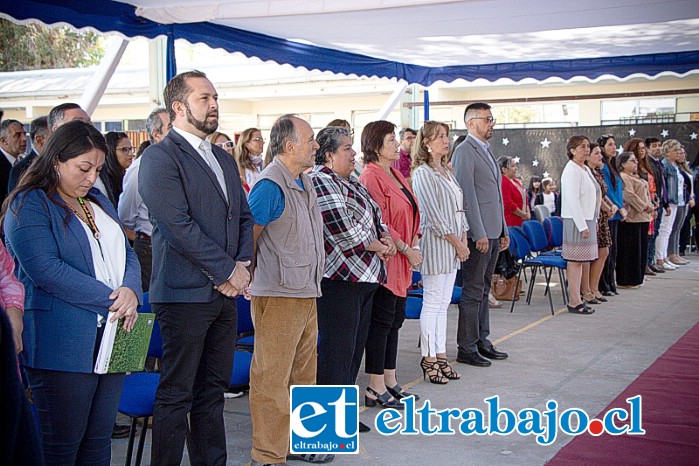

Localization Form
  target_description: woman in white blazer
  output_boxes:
[560,135,601,315]
[412,121,469,384]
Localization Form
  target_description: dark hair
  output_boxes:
[542,178,554,190]
[645,137,660,147]
[327,119,350,129]
[528,175,542,193]
[412,121,449,169]
[136,140,150,158]
[585,142,600,168]
[690,149,699,169]
[566,135,589,160]
[463,102,491,123]
[624,138,653,177]
[597,134,619,188]
[269,115,299,158]
[235,127,262,171]
[616,151,636,173]
[47,103,82,130]
[29,116,49,142]
[104,131,130,200]
[2,120,108,225]
[361,120,396,165]
[315,126,351,166]
[163,70,207,123]
[399,128,416,139]
[496,156,513,173]
[145,107,167,143]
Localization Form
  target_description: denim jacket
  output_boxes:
[661,158,679,205]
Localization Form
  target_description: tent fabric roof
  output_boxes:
[2,0,699,86]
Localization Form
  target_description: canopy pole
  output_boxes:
[423,89,430,121]
[374,80,409,121]
[148,38,168,106]
[79,38,128,116]
[166,26,177,82]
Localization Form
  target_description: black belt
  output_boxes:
[135,232,151,241]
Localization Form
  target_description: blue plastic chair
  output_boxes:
[522,220,568,306]
[230,296,254,387]
[543,216,563,250]
[118,292,162,466]
[405,295,423,319]
[508,227,566,315]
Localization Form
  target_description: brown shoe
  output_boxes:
[668,255,686,266]
[649,264,665,274]
[644,265,656,276]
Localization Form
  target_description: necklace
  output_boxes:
[67,197,101,239]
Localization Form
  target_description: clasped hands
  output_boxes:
[214,260,251,298]
[109,287,139,332]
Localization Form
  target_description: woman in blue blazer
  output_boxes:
[3,120,142,466]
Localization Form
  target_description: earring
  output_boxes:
[328,156,333,169]
[427,147,433,154]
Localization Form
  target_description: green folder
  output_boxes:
[94,312,156,374]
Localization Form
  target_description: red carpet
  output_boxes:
[548,322,699,465]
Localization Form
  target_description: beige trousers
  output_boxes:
[249,296,318,464]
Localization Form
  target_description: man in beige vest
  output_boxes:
[246,115,330,466]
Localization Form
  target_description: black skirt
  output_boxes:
[615,221,649,286]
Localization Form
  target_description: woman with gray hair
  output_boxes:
[655,139,683,270]
[309,126,396,429]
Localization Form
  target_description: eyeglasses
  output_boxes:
[117,147,135,155]
[216,141,235,150]
[470,117,497,124]
[251,137,265,143]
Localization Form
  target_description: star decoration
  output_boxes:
[532,159,540,167]
[512,156,521,164]
[691,132,698,140]
[661,129,669,138]
[616,145,623,155]
[540,138,551,149]
[543,171,550,178]
[628,128,636,136]
[502,138,510,146]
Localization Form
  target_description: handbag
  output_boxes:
[491,274,522,301]
[494,249,520,279]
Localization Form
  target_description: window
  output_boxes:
[601,98,676,125]
[491,103,579,128]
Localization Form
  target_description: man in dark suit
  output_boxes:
[8,116,48,194]
[452,102,510,367]
[0,119,27,206]
[139,70,254,466]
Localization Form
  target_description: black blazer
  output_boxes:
[0,153,12,206]
[534,191,561,217]
[8,150,38,194]
[138,129,254,303]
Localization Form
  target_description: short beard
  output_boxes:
[184,100,218,135]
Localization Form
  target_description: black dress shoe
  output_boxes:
[386,384,420,401]
[477,345,509,360]
[649,264,665,274]
[456,352,491,367]
[602,291,614,297]
[359,421,371,433]
[111,423,131,439]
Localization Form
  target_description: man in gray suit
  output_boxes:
[139,70,254,465]
[452,102,510,367]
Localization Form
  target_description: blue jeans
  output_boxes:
[647,207,663,265]
[25,367,124,466]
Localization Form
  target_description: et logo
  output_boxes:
[290,385,359,454]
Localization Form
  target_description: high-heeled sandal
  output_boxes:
[592,291,608,302]
[365,387,404,409]
[436,357,461,380]
[582,292,600,305]
[419,358,448,385]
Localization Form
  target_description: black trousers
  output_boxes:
[647,208,663,265]
[457,238,499,355]
[616,222,649,286]
[600,219,619,293]
[151,296,236,466]
[133,235,152,292]
[317,279,378,385]
[679,205,698,253]
[364,285,406,374]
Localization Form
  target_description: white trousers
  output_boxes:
[420,270,457,357]
[655,204,677,261]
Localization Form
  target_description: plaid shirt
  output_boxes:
[310,166,387,284]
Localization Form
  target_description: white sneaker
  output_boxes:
[662,261,677,270]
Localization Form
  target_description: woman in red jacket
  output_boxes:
[498,157,530,227]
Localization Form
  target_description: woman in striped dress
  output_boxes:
[412,121,469,384]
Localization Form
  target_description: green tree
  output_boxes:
[0,19,105,72]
